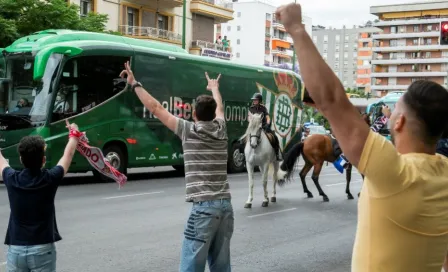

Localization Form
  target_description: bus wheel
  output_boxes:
[93,144,128,181]
[228,142,245,173]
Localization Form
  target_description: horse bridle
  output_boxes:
[249,127,262,148]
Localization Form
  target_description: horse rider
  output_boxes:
[248,93,282,161]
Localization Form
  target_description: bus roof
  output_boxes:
[2,29,300,78]
[3,29,189,54]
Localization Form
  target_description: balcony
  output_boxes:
[272,20,286,31]
[358,37,373,42]
[190,40,232,60]
[371,71,447,77]
[371,85,409,90]
[372,31,440,40]
[373,18,444,27]
[119,25,182,44]
[271,49,292,59]
[190,0,234,23]
[272,35,290,43]
[357,74,370,78]
[372,45,448,52]
[358,47,371,51]
[372,57,448,65]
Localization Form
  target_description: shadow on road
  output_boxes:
[60,169,186,186]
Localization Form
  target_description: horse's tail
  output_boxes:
[276,142,304,187]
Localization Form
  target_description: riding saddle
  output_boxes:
[330,137,343,158]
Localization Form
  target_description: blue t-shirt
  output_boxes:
[436,138,448,158]
[3,166,64,246]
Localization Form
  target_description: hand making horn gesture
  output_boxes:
[205,72,221,92]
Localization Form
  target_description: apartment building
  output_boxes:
[370,1,448,97]
[357,28,381,93]
[313,26,378,89]
[68,0,234,60]
[216,0,312,66]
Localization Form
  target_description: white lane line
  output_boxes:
[326,181,361,187]
[247,208,297,218]
[102,191,164,200]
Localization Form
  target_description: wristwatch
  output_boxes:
[131,81,143,92]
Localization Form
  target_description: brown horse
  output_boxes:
[277,114,370,202]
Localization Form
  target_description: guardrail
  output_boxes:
[119,25,182,43]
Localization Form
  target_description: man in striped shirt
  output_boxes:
[119,62,233,272]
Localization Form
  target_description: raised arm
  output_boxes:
[205,72,224,120]
[276,4,369,167]
[58,122,80,176]
[0,149,9,175]
[120,61,177,132]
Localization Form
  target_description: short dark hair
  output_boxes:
[195,95,217,121]
[403,80,448,144]
[18,136,46,169]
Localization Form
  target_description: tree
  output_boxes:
[0,0,110,47]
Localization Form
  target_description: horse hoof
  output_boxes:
[270,197,277,203]
[261,201,269,207]
[307,193,314,198]
[244,203,252,209]
[347,194,354,200]
[323,197,330,202]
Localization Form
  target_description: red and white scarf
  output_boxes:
[66,120,127,188]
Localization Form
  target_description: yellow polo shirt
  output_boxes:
[352,131,448,272]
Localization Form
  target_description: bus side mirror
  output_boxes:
[0,80,9,93]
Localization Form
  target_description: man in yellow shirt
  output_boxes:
[276,3,448,272]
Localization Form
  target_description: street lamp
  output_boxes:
[182,0,187,49]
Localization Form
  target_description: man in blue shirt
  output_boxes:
[1,122,79,272]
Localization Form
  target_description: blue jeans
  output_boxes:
[6,243,56,272]
[180,199,234,272]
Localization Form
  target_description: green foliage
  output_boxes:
[301,105,330,130]
[345,88,367,98]
[0,0,110,47]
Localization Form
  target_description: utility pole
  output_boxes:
[291,0,297,72]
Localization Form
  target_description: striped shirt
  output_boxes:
[175,117,231,202]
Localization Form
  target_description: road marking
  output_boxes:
[326,181,361,187]
[1,261,6,265]
[247,208,297,218]
[102,191,164,200]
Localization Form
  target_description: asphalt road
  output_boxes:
[0,164,363,272]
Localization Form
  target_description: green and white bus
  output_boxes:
[0,29,304,178]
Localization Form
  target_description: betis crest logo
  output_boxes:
[256,70,303,151]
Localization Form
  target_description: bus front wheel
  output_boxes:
[228,142,245,173]
[93,144,128,181]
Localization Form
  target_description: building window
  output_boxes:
[237,12,241,17]
[227,26,231,31]
[391,26,397,33]
[236,52,240,58]
[324,35,328,43]
[237,39,240,45]
[399,26,406,33]
[426,38,432,45]
[266,13,271,20]
[80,0,93,16]
[353,52,357,57]
[345,35,349,41]
[237,26,241,31]
[323,53,328,59]
[426,52,431,58]
[344,52,348,59]
[157,14,169,30]
[413,26,419,32]
[344,44,348,48]
[413,39,418,45]
[427,25,433,31]
[425,65,431,71]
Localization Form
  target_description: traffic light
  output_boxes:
[440,21,448,45]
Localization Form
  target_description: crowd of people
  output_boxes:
[0,3,448,272]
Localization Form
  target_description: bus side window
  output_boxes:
[51,56,128,122]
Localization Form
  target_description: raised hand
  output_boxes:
[205,72,221,92]
[119,61,136,85]
[382,105,391,118]
[65,119,78,131]
[275,3,304,33]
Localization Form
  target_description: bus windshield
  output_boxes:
[0,53,63,128]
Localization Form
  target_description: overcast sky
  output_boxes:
[274,0,428,28]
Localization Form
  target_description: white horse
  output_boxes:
[240,112,283,208]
